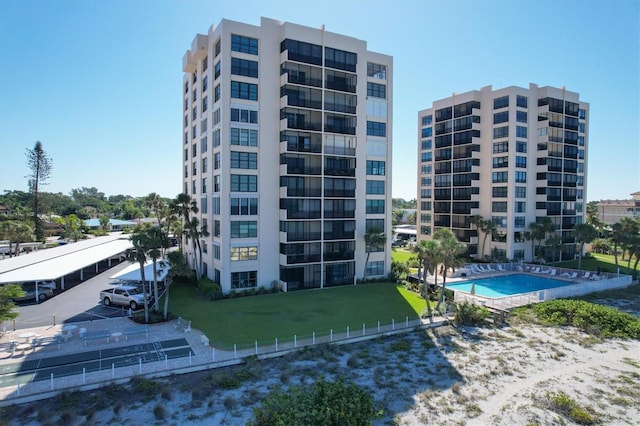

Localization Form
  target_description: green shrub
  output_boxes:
[251,379,376,425]
[520,299,640,339]
[198,279,223,301]
[454,302,490,326]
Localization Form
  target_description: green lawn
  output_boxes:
[391,248,414,264]
[168,282,425,349]
[550,253,638,277]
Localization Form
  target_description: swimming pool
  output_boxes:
[447,274,571,298]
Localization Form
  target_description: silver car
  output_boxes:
[8,283,54,303]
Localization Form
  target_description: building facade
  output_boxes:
[417,84,589,262]
[597,191,640,225]
[182,18,392,293]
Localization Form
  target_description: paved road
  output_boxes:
[12,261,136,330]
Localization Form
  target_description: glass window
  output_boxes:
[515,202,526,213]
[231,271,257,288]
[202,75,208,92]
[231,34,258,55]
[516,95,528,108]
[367,63,386,79]
[230,151,258,169]
[230,174,257,192]
[230,221,257,238]
[515,186,526,198]
[493,95,509,109]
[366,160,385,175]
[231,57,258,78]
[492,202,508,213]
[493,141,508,153]
[214,243,220,259]
[515,171,526,183]
[493,111,509,124]
[365,261,384,277]
[492,186,507,197]
[422,115,433,126]
[231,197,258,215]
[366,121,386,137]
[367,82,386,99]
[516,126,527,138]
[515,156,527,168]
[516,111,527,123]
[366,199,385,214]
[231,108,258,123]
[214,61,220,79]
[212,197,220,215]
[492,156,508,168]
[231,246,258,261]
[214,84,220,102]
[231,81,258,101]
[493,126,508,139]
[492,171,508,183]
[214,39,221,57]
[324,46,357,72]
[366,180,385,194]
[230,128,258,146]
[514,217,526,228]
[516,141,527,153]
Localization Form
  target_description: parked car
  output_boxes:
[35,280,56,290]
[7,283,54,303]
[100,285,146,310]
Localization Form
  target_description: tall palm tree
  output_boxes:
[184,216,209,280]
[619,217,640,268]
[480,219,497,261]
[610,222,624,267]
[126,228,151,323]
[412,239,440,321]
[363,228,387,280]
[527,222,545,262]
[545,234,562,263]
[433,228,465,312]
[145,226,170,311]
[574,223,597,270]
[469,215,484,260]
[172,193,199,273]
[540,217,556,262]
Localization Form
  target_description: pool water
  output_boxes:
[447,273,571,298]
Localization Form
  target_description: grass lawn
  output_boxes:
[168,282,426,349]
[550,253,638,277]
[391,248,414,264]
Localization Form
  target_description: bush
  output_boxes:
[454,302,490,326]
[251,379,376,426]
[198,279,223,301]
[523,299,640,339]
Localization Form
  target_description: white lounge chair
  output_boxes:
[532,267,541,273]
[569,272,577,279]
[497,264,505,272]
[548,269,557,276]
[486,265,495,272]
[560,272,570,278]
[477,265,487,272]
[580,272,590,280]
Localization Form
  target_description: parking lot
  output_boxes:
[8,261,141,331]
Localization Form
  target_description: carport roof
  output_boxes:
[0,234,133,284]
[110,260,170,283]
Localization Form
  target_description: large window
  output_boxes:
[230,221,257,238]
[516,95,528,108]
[516,111,527,123]
[516,126,528,138]
[367,121,386,137]
[231,271,257,289]
[325,47,357,72]
[493,141,508,153]
[365,261,384,277]
[231,81,258,101]
[367,82,386,99]
[515,156,527,168]
[231,108,258,123]
[230,151,257,169]
[366,199,385,214]
[231,57,258,78]
[493,156,508,168]
[515,186,526,198]
[515,171,527,183]
[367,62,386,79]
[493,126,509,139]
[231,34,258,55]
[230,174,257,192]
[231,246,258,261]
[366,160,385,175]
[366,180,385,194]
[492,186,507,198]
[493,111,509,124]
[492,171,508,183]
[230,128,258,146]
[231,197,258,215]
[493,95,509,109]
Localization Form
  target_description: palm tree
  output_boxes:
[619,217,640,268]
[540,217,555,262]
[480,219,497,261]
[610,222,624,267]
[145,226,170,312]
[184,216,209,280]
[469,215,484,260]
[574,223,597,270]
[363,228,387,280]
[412,239,441,321]
[527,222,545,262]
[433,228,465,312]
[172,193,200,273]
[126,228,151,323]
[545,234,562,263]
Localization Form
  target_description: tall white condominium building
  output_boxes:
[182,17,393,293]
[417,84,588,262]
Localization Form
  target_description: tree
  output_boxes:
[126,229,151,323]
[470,216,496,261]
[574,223,597,270]
[545,234,562,263]
[0,220,34,257]
[619,217,640,268]
[610,222,624,267]
[433,229,465,312]
[0,284,26,323]
[171,193,199,273]
[164,250,194,320]
[527,222,545,262]
[99,215,110,232]
[26,141,53,241]
[412,239,441,321]
[390,260,410,281]
[145,226,169,312]
[363,228,387,280]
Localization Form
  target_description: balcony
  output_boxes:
[286,254,321,264]
[324,231,355,240]
[324,189,355,198]
[323,250,354,261]
[285,232,322,242]
[281,117,321,132]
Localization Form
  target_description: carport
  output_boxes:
[110,260,171,285]
[0,235,133,294]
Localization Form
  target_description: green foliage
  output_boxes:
[516,299,640,339]
[251,379,376,426]
[545,391,597,425]
[454,301,490,326]
[0,284,25,322]
[198,279,223,301]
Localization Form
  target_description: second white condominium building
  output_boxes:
[182,17,393,293]
[417,84,588,262]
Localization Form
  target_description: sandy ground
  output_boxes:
[2,305,639,425]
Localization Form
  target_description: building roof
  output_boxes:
[84,218,137,227]
[110,260,170,283]
[0,234,132,284]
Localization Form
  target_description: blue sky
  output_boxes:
[1,0,638,201]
